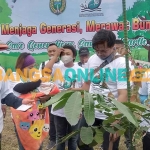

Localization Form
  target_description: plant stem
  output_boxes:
[122,0,133,150]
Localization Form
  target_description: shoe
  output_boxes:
[46,141,56,150]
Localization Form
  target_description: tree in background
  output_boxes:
[0,0,12,24]
[117,0,150,51]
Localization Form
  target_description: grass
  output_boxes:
[1,108,143,150]
[0,48,148,70]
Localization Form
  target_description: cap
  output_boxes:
[0,41,8,51]
[79,47,89,56]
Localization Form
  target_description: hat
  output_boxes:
[22,55,35,69]
[79,47,89,56]
[0,41,8,50]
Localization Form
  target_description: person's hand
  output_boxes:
[79,113,82,119]
[55,48,64,57]
[22,99,34,105]
[41,76,51,82]
[109,132,120,142]
[39,95,51,102]
[1,105,6,118]
[109,120,120,142]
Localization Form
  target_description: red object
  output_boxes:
[0,43,8,50]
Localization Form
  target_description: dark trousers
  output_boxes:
[143,132,150,150]
[48,105,56,142]
[77,115,120,150]
[54,115,79,150]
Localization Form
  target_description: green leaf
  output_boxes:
[58,130,80,144]
[110,98,138,127]
[53,98,68,111]
[140,126,149,132]
[123,102,147,112]
[113,124,125,135]
[43,90,73,107]
[97,94,105,104]
[113,124,125,131]
[103,117,117,125]
[88,140,98,147]
[94,128,103,144]
[84,91,95,126]
[103,114,123,125]
[64,92,82,125]
[80,127,93,145]
[103,126,116,134]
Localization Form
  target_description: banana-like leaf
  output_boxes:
[43,90,73,107]
[110,98,138,127]
[64,92,82,125]
[80,127,93,145]
[84,91,95,126]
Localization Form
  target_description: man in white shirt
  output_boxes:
[75,47,90,68]
[39,43,63,74]
[39,43,63,149]
[138,71,150,150]
[44,44,84,150]
[78,29,134,150]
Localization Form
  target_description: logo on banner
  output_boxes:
[49,0,66,15]
[79,0,104,17]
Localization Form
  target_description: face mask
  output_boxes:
[49,56,53,60]
[61,55,73,64]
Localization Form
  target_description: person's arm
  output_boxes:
[116,59,128,104]
[0,69,33,108]
[69,60,91,91]
[109,59,128,142]
[13,79,42,94]
[68,81,90,91]
[1,93,22,109]
[44,48,63,72]
[81,81,90,91]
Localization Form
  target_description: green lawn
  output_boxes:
[0,48,148,70]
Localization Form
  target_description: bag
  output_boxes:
[11,85,60,150]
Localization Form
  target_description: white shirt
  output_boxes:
[0,67,11,133]
[139,72,150,96]
[51,64,84,117]
[74,62,88,69]
[87,54,134,120]
[138,72,150,132]
[9,72,23,97]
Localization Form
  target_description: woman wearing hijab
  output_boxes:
[9,52,57,150]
